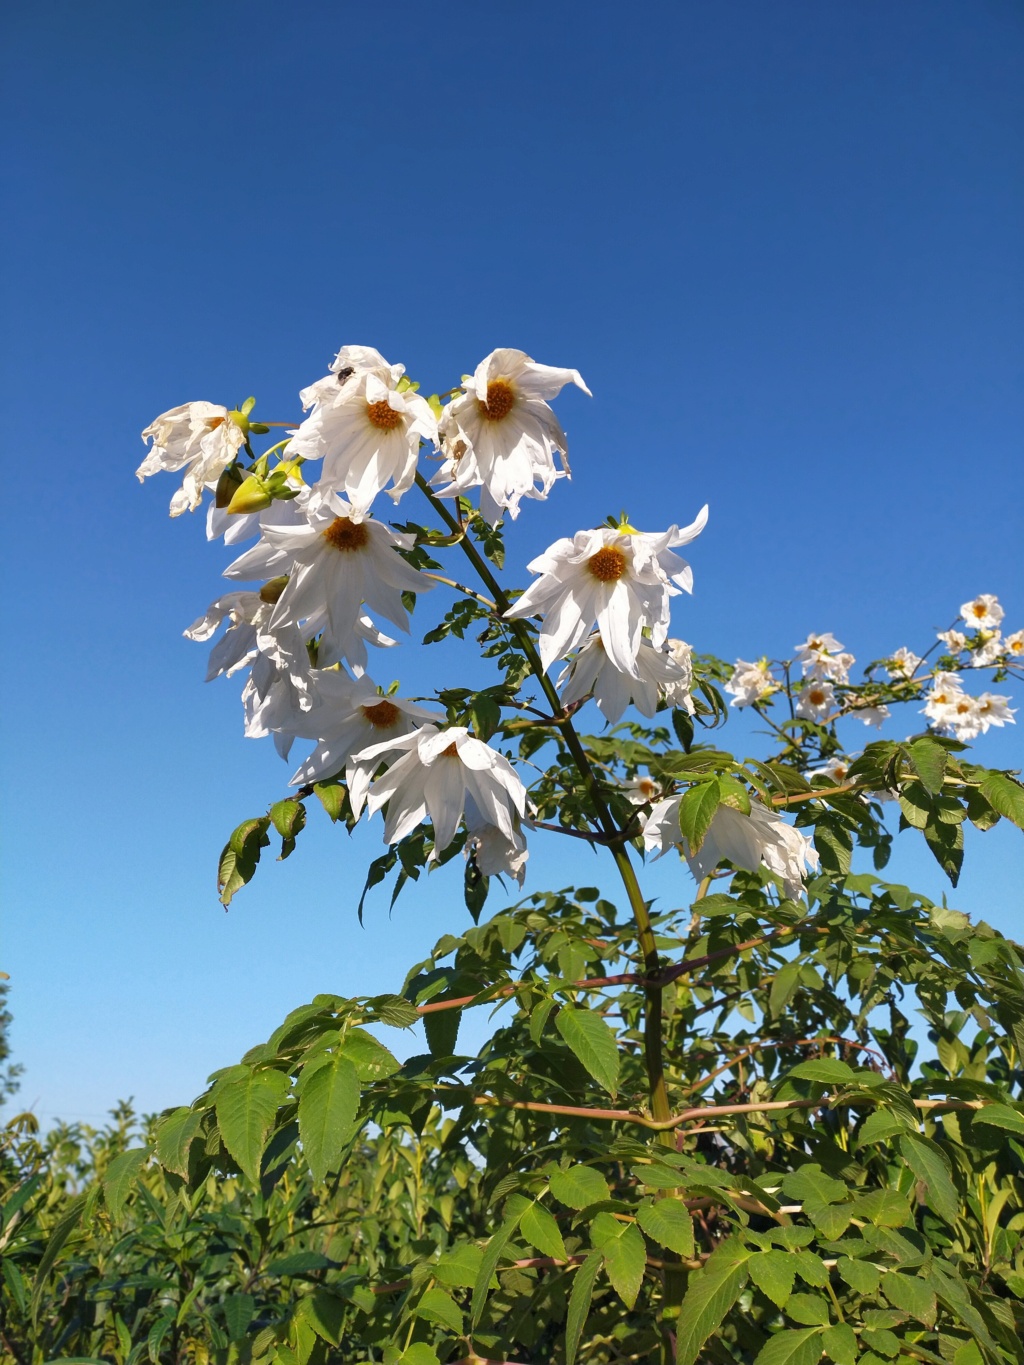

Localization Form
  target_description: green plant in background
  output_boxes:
[3,343,1023,1363]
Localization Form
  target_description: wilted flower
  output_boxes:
[795,679,835,722]
[288,345,437,513]
[465,795,528,885]
[725,659,776,708]
[660,639,696,713]
[432,348,591,521]
[137,402,246,516]
[937,628,967,653]
[642,795,819,899]
[961,595,1004,631]
[348,724,527,860]
[185,590,270,681]
[557,633,689,723]
[505,511,708,677]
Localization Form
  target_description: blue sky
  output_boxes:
[2,0,1022,1123]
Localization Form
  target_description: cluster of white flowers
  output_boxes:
[725,633,890,729]
[934,595,1023,671]
[922,672,1016,741]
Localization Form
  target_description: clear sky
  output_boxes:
[2,0,1022,1124]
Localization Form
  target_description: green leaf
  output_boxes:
[971,1103,1024,1135]
[155,1107,204,1179]
[676,1239,752,1365]
[786,1292,830,1326]
[821,1323,858,1365]
[899,1134,959,1225]
[908,737,948,794]
[423,1006,460,1058]
[2,1260,26,1316]
[979,771,1024,828]
[415,1285,463,1334]
[339,1028,401,1082]
[814,819,852,875]
[147,1315,174,1363]
[753,1327,824,1365]
[923,815,964,886]
[838,1256,881,1294]
[856,1109,910,1146]
[520,1200,567,1261]
[217,815,272,906]
[216,1068,291,1184]
[636,1198,695,1257]
[549,1165,610,1210]
[371,994,420,1028]
[269,797,306,858]
[223,1293,256,1341]
[601,1221,646,1309]
[313,779,346,822]
[298,1053,360,1183]
[786,1059,856,1085]
[435,1242,485,1289]
[555,1007,620,1095]
[881,1271,936,1326]
[399,1346,440,1365]
[632,1162,685,1189]
[102,1146,151,1220]
[301,1289,346,1346]
[565,1252,603,1365]
[471,1212,521,1327]
[861,1327,900,1358]
[678,780,721,855]
[748,1249,796,1308]
[30,1193,86,1325]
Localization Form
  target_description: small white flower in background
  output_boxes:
[887,646,922,679]
[347,725,527,860]
[725,658,776,708]
[285,675,444,788]
[1004,629,1024,660]
[970,632,1003,667]
[431,348,591,521]
[557,633,690,723]
[137,402,246,516]
[288,345,438,514]
[465,795,528,885]
[660,639,696,713]
[936,628,967,653]
[230,493,431,670]
[807,755,853,783]
[505,509,708,677]
[923,671,965,726]
[642,795,819,899]
[961,594,1004,631]
[795,679,835,722]
[976,693,1016,732]
[623,775,662,806]
[794,633,853,682]
[845,697,890,728]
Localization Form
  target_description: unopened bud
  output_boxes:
[259,575,289,605]
[226,474,272,515]
[227,409,250,435]
[214,464,244,508]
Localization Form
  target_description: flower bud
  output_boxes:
[259,575,289,605]
[226,474,273,515]
[214,463,244,508]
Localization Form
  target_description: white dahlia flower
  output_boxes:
[557,633,689,723]
[137,402,246,516]
[961,595,1004,632]
[431,348,590,521]
[795,679,836,723]
[725,659,776,708]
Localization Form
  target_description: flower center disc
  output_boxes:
[367,400,403,431]
[477,379,515,422]
[362,699,401,729]
[205,415,226,430]
[323,517,370,552]
[441,742,460,757]
[809,690,826,706]
[586,547,628,582]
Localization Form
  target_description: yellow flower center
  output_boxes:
[205,415,226,430]
[1010,640,1023,654]
[972,603,987,618]
[808,688,826,706]
[638,778,657,799]
[362,700,401,729]
[367,400,403,431]
[322,517,370,552]
[442,741,460,758]
[586,547,628,582]
[477,379,516,422]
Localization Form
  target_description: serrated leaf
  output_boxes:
[881,1271,936,1326]
[676,1239,752,1365]
[971,1103,1024,1135]
[224,1293,255,1341]
[856,1109,910,1146]
[748,1249,796,1308]
[471,1211,521,1327]
[102,1146,151,1220]
[415,1285,463,1333]
[566,1251,603,1365]
[339,1028,401,1082]
[297,1053,360,1183]
[155,1107,204,1179]
[30,1193,86,1324]
[399,1346,440,1365]
[678,780,721,855]
[313,779,346,822]
[549,1165,610,1210]
[821,1323,858,1365]
[785,1292,830,1326]
[636,1198,694,1257]
[632,1162,685,1189]
[601,1221,646,1309]
[520,1200,566,1260]
[371,994,420,1028]
[753,1327,824,1365]
[555,1007,620,1095]
[435,1242,485,1289]
[786,1059,856,1085]
[909,737,948,794]
[979,771,1024,829]
[900,1134,959,1225]
[423,1006,460,1058]
[216,1068,290,1184]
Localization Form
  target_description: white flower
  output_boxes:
[431,348,591,521]
[922,671,965,727]
[206,486,306,546]
[725,659,776,708]
[943,693,984,740]
[970,632,1003,667]
[242,619,319,758]
[285,675,444,787]
[137,402,246,516]
[642,795,819,899]
[887,647,922,679]
[505,511,708,677]
[185,589,271,680]
[961,595,1004,631]
[1004,629,1024,660]
[236,493,431,670]
[288,346,437,513]
[661,639,695,713]
[795,679,835,722]
[794,633,853,682]
[847,700,890,728]
[807,755,853,783]
[465,796,528,885]
[937,628,967,653]
[556,633,689,723]
[623,775,662,805]
[976,693,1016,732]
[348,725,527,859]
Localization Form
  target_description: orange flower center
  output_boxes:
[205,415,226,430]
[362,700,401,729]
[477,379,516,422]
[808,689,826,705]
[972,603,987,618]
[322,517,370,552]
[367,400,403,431]
[586,547,628,582]
[442,742,460,757]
